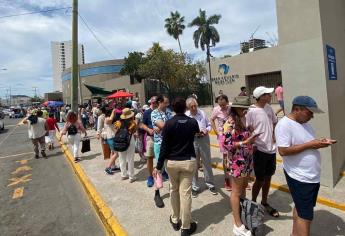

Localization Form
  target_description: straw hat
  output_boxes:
[231,96,251,108]
[120,108,134,119]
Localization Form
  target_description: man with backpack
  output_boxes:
[113,108,137,183]
[23,110,49,159]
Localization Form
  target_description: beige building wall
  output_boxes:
[210,46,281,103]
[277,0,345,186]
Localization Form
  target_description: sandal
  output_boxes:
[74,157,81,163]
[261,202,279,217]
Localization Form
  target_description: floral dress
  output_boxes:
[222,118,253,178]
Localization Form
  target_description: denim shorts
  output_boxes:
[284,170,320,221]
[106,138,116,151]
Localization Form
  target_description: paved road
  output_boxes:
[0,118,106,236]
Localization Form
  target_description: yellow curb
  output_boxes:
[57,133,127,236]
[211,162,345,212]
[17,118,26,126]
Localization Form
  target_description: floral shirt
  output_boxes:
[151,108,173,144]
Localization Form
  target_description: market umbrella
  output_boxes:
[106,90,133,99]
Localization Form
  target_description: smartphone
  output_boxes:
[322,139,337,145]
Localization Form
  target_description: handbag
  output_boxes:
[81,137,91,153]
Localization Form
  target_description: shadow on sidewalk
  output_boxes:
[311,209,345,236]
[81,153,101,161]
[192,174,230,233]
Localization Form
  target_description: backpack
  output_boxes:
[240,197,265,236]
[67,124,78,135]
[113,121,132,152]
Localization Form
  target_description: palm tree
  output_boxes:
[164,11,185,55]
[189,9,221,104]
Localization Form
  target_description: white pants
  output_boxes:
[45,130,56,144]
[119,137,135,179]
[68,133,81,158]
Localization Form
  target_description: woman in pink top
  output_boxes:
[60,111,87,162]
[210,94,232,191]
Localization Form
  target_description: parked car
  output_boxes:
[9,109,24,119]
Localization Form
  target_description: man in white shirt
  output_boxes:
[275,96,334,236]
[23,110,49,159]
[185,97,217,197]
[246,86,279,217]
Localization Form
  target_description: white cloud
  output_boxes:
[0,0,277,98]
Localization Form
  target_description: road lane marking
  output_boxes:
[12,187,24,199]
[7,174,32,187]
[11,166,32,175]
[0,153,34,160]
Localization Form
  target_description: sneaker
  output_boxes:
[209,187,218,195]
[192,189,198,198]
[41,151,47,159]
[105,167,114,175]
[111,166,121,172]
[181,222,197,236]
[162,171,169,181]
[233,224,252,236]
[129,177,137,183]
[154,193,165,208]
[225,179,232,191]
[169,215,181,231]
[147,176,154,187]
[121,176,129,180]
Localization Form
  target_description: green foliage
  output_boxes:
[188,9,221,51]
[164,11,185,54]
[121,43,206,95]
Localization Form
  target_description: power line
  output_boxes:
[78,12,114,59]
[0,7,72,19]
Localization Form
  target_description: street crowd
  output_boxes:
[22,84,336,236]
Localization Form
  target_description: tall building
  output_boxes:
[51,41,85,91]
[240,38,267,53]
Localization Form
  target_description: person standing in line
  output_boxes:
[275,82,285,116]
[140,96,158,188]
[60,111,87,163]
[114,108,137,183]
[153,97,199,236]
[92,104,100,131]
[223,96,256,236]
[23,110,49,159]
[275,96,334,236]
[46,113,60,150]
[80,107,88,129]
[246,86,279,217]
[210,94,232,191]
[151,95,174,208]
[238,86,247,96]
[103,108,120,175]
[185,97,217,197]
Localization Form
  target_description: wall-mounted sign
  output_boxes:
[218,64,230,75]
[326,45,337,80]
[211,74,240,85]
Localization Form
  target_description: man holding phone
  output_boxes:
[275,96,335,236]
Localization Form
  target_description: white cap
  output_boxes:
[253,86,274,98]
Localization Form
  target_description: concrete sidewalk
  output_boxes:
[59,128,345,236]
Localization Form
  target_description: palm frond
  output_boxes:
[207,14,222,25]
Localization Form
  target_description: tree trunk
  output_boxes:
[206,45,214,106]
[177,37,183,55]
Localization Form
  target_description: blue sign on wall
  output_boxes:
[326,45,337,80]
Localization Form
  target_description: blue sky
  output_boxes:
[0,0,277,99]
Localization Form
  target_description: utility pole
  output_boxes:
[32,86,38,101]
[71,0,79,112]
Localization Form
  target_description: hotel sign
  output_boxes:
[211,63,239,85]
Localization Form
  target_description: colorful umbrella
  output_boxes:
[106,90,133,99]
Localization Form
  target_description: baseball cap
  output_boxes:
[253,86,274,99]
[292,96,324,113]
[148,96,157,104]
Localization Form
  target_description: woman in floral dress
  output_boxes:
[222,96,259,236]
